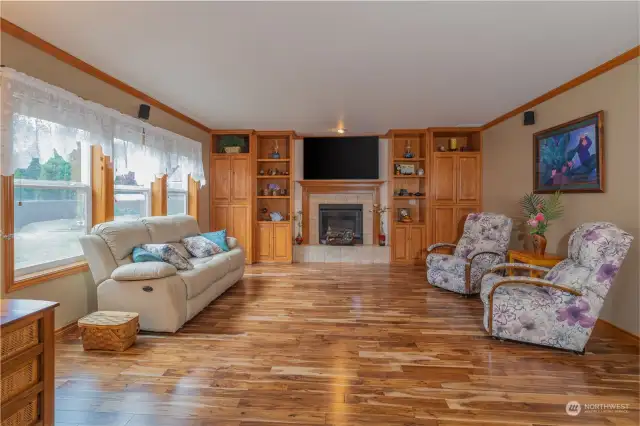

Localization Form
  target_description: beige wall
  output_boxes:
[0,33,211,328]
[483,58,640,335]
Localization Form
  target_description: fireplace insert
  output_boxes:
[319,204,363,245]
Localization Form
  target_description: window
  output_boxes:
[113,139,151,221]
[13,118,91,276]
[167,169,188,216]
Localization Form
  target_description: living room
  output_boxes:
[1,2,639,425]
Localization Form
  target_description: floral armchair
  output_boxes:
[426,212,513,295]
[480,222,633,353]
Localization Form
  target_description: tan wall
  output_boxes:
[483,58,640,335]
[0,33,211,328]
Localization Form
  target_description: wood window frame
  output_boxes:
[188,175,199,221]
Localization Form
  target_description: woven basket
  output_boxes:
[78,311,139,352]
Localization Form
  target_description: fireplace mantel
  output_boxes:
[298,180,383,245]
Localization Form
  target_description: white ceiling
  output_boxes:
[2,1,638,134]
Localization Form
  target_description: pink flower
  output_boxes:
[534,213,545,222]
[527,219,539,227]
[536,203,543,210]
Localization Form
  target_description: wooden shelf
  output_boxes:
[394,221,425,225]
[257,220,290,224]
[393,196,426,199]
[257,196,291,199]
[393,158,426,162]
[258,158,290,162]
[257,175,290,179]
[393,175,424,179]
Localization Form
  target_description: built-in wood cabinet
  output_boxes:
[392,224,426,265]
[431,152,481,205]
[430,205,479,245]
[210,132,255,264]
[256,221,291,262]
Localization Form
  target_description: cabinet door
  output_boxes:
[455,206,479,240]
[457,154,481,204]
[392,225,410,262]
[212,205,229,232]
[230,205,249,251]
[212,157,231,204]
[257,222,273,261]
[273,223,291,262]
[432,207,456,244]
[410,225,426,263]
[230,157,251,204]
[432,154,456,203]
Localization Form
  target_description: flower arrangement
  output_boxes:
[369,204,390,246]
[519,191,563,236]
[293,210,303,244]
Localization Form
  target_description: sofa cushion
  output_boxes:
[141,215,200,243]
[132,247,162,263]
[182,235,225,258]
[178,254,230,299]
[112,262,177,281]
[92,220,151,262]
[142,244,193,270]
[202,230,230,252]
[168,242,191,260]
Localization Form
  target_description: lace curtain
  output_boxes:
[0,67,205,186]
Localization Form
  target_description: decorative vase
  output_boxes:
[532,234,547,256]
[378,234,386,246]
[295,233,303,245]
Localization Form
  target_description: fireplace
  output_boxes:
[319,204,363,245]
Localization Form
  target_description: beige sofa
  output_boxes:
[79,215,244,332]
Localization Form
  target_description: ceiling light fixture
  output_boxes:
[336,128,346,134]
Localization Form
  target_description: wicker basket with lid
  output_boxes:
[78,311,139,351]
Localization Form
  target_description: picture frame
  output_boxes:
[533,111,604,193]
[399,164,415,175]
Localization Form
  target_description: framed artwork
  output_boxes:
[399,164,415,175]
[533,111,604,193]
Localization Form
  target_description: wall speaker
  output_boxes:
[138,104,151,121]
[523,110,535,126]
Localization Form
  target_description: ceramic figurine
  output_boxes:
[259,168,265,176]
[271,140,280,159]
[274,168,280,175]
[261,188,269,196]
[399,208,413,223]
[261,207,270,221]
[394,164,401,175]
[399,188,409,196]
[283,170,290,176]
[280,189,287,196]
[270,211,284,222]
[403,140,415,158]
[438,145,447,152]
[417,168,425,176]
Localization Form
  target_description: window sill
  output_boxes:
[8,261,89,293]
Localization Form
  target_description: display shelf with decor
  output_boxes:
[254,132,295,263]
[388,130,428,265]
[210,130,255,264]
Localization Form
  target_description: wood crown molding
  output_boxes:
[1,18,210,133]
[482,45,640,131]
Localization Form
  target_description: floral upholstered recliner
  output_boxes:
[426,213,513,295]
[480,222,633,353]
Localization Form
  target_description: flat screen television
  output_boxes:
[303,136,379,180]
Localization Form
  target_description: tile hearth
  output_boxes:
[294,245,390,264]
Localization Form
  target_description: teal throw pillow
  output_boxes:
[132,247,163,263]
[202,229,230,252]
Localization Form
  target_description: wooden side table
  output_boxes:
[1,299,59,426]
[507,250,564,278]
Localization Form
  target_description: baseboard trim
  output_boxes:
[597,318,639,342]
[54,321,78,339]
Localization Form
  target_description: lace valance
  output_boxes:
[0,67,205,186]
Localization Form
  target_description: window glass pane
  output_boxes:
[14,188,86,271]
[114,191,148,221]
[168,192,187,216]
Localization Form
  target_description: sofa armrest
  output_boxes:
[111,262,177,281]
[226,236,238,249]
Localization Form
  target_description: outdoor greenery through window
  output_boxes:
[13,120,90,274]
[113,139,151,221]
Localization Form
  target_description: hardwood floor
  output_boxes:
[55,264,639,426]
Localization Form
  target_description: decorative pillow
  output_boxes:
[132,247,163,263]
[168,242,192,259]
[182,235,224,258]
[201,230,230,252]
[141,244,193,270]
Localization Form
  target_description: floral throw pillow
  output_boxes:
[182,236,224,258]
[141,244,193,270]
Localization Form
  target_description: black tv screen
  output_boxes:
[304,137,379,180]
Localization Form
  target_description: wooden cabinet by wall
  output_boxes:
[212,205,229,232]
[431,153,481,205]
[230,205,250,252]
[212,157,231,203]
[430,206,479,246]
[230,157,251,204]
[392,224,425,265]
[255,222,291,262]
